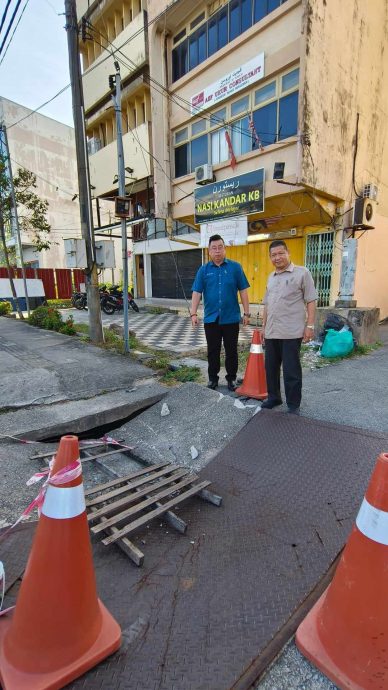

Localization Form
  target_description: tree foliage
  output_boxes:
[0,154,52,256]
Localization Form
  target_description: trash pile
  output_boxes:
[301,313,356,369]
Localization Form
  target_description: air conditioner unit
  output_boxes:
[363,183,378,201]
[195,164,213,185]
[353,198,376,228]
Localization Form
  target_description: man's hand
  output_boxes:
[303,326,314,343]
[242,314,250,327]
[260,327,265,344]
[191,314,199,328]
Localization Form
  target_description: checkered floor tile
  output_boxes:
[114,313,255,353]
[67,309,255,354]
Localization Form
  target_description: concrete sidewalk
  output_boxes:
[1,315,388,689]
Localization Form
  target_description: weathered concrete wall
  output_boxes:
[301,0,388,317]
[301,0,388,208]
[1,97,81,269]
[1,97,122,274]
[316,306,380,345]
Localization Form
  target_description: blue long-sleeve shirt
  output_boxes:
[192,259,250,324]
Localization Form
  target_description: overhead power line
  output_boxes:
[0,0,13,35]
[0,0,30,67]
[88,23,287,145]
[0,0,22,58]
[6,84,71,130]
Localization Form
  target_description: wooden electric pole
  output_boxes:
[64,0,103,344]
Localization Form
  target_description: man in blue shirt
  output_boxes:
[190,234,250,391]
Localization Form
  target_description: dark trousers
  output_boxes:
[264,338,303,408]
[204,321,240,382]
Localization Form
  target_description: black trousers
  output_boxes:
[264,338,303,408]
[204,321,240,382]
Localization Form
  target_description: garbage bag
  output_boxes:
[319,312,357,346]
[324,312,350,332]
[320,328,354,358]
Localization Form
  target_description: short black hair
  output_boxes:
[269,240,288,253]
[208,234,224,246]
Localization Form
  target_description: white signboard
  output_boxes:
[0,279,45,298]
[200,217,248,248]
[191,53,264,115]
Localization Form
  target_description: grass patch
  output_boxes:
[145,306,169,315]
[75,323,89,335]
[144,355,200,385]
[161,366,201,385]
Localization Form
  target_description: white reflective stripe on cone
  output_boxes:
[356,497,388,545]
[250,344,263,354]
[42,484,86,519]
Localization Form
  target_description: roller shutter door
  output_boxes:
[151,249,202,299]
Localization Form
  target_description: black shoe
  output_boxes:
[227,380,237,392]
[287,406,300,415]
[261,398,283,409]
[207,380,218,390]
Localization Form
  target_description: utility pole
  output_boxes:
[64,0,103,344]
[0,123,30,317]
[110,61,130,353]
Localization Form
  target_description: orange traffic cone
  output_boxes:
[236,329,267,400]
[0,435,121,690]
[296,452,388,690]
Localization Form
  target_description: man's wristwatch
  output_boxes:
[190,313,197,317]
[306,324,315,330]
[244,313,251,317]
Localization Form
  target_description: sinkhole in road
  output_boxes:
[40,402,155,444]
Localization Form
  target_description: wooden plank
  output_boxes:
[90,506,144,567]
[80,447,132,463]
[92,474,200,534]
[198,488,223,506]
[86,465,185,506]
[87,468,188,522]
[31,442,106,461]
[84,461,171,497]
[155,505,187,534]
[102,480,211,545]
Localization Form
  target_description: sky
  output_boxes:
[1,0,74,127]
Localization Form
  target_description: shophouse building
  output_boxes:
[77,0,388,316]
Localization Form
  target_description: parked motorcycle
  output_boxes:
[101,285,140,315]
[71,290,87,310]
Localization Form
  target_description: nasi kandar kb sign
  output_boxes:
[194,168,264,224]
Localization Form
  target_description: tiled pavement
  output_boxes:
[66,309,255,353]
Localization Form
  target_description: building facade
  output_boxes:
[1,96,120,281]
[77,0,388,316]
[1,97,83,269]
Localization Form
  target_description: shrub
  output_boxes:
[59,315,77,336]
[28,306,63,331]
[0,301,12,316]
[47,299,72,309]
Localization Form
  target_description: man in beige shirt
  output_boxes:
[261,240,317,414]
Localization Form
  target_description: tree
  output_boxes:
[0,153,52,318]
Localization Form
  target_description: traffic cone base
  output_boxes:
[0,435,121,689]
[296,452,388,690]
[236,329,267,400]
[296,589,365,690]
[0,601,120,690]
